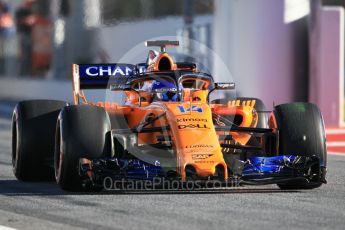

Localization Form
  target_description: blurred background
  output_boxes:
[0,0,344,127]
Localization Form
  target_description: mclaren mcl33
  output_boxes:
[12,41,327,191]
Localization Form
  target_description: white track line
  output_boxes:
[326,129,345,134]
[0,225,17,230]
[328,152,345,156]
[326,142,345,147]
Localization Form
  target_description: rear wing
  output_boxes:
[72,63,147,104]
[72,61,199,104]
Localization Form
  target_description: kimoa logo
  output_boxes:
[186,144,214,148]
[176,118,207,123]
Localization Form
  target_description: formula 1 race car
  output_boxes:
[11,41,327,191]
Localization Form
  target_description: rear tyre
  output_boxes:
[54,105,111,191]
[12,100,67,181]
[273,103,327,189]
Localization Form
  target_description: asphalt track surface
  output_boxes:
[0,101,344,230]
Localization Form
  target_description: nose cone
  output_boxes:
[165,102,228,181]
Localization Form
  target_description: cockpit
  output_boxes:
[124,73,213,104]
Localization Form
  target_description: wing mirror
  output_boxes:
[207,82,235,103]
[110,84,144,106]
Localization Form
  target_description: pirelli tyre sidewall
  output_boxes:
[12,100,67,181]
[55,105,111,191]
[273,102,327,189]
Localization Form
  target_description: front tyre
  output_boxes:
[272,103,327,189]
[54,105,111,191]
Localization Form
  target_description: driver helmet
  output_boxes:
[151,80,178,101]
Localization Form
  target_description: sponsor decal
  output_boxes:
[185,149,209,153]
[178,105,203,113]
[192,154,214,160]
[178,124,209,129]
[185,144,214,149]
[110,84,130,90]
[154,87,177,93]
[79,64,136,77]
[176,118,207,123]
[137,64,147,73]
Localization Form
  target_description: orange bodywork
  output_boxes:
[165,102,227,180]
[72,96,258,181]
[71,54,259,181]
